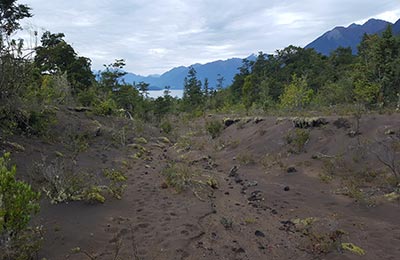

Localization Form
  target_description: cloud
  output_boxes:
[20,0,400,75]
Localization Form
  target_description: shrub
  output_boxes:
[206,119,223,139]
[0,152,41,259]
[285,129,310,153]
[160,120,173,134]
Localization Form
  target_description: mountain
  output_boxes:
[306,18,399,55]
[122,55,256,90]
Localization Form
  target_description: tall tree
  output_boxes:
[182,66,203,111]
[34,31,94,93]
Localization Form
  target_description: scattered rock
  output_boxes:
[248,191,263,202]
[286,166,297,173]
[333,118,351,129]
[348,130,361,137]
[284,186,290,191]
[255,230,266,237]
[229,166,238,177]
[246,181,258,187]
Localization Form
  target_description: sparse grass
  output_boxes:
[205,119,223,139]
[285,128,310,153]
[237,151,256,166]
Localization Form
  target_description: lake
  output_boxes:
[148,89,184,99]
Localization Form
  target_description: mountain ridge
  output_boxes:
[305,18,399,55]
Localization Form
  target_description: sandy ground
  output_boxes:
[2,110,400,259]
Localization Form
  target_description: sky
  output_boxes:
[18,0,400,75]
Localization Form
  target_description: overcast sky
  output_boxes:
[19,0,400,75]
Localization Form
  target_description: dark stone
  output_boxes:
[255,230,266,237]
[284,186,290,191]
[229,166,238,177]
[286,166,297,173]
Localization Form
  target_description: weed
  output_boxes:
[205,119,223,139]
[237,151,256,166]
[285,128,310,153]
[104,169,127,200]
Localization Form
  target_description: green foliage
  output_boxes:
[280,75,313,110]
[160,120,173,134]
[285,129,310,153]
[93,97,117,116]
[162,163,191,193]
[104,169,127,200]
[34,31,94,93]
[205,119,223,139]
[0,152,41,259]
[182,67,204,111]
[341,243,365,255]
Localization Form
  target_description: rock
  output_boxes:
[248,191,263,202]
[286,166,297,173]
[254,117,264,124]
[246,181,258,187]
[234,176,243,184]
[255,230,266,237]
[348,130,361,137]
[229,166,238,177]
[160,182,168,189]
[284,186,290,191]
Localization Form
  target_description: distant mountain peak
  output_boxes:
[122,55,255,90]
[306,18,396,55]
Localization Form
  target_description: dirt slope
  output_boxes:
[1,111,399,259]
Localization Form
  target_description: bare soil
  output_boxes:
[1,110,400,260]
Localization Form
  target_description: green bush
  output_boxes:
[0,152,41,259]
[93,97,117,116]
[206,119,223,139]
[285,129,310,153]
[160,120,173,134]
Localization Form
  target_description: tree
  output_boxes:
[137,81,149,98]
[182,66,203,111]
[280,75,313,110]
[0,0,32,39]
[34,31,94,93]
[0,0,32,110]
[98,59,127,91]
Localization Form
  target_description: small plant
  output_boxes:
[160,120,173,134]
[0,152,42,259]
[220,217,233,229]
[104,169,127,200]
[162,163,192,193]
[285,128,310,153]
[205,119,223,139]
[237,151,256,165]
